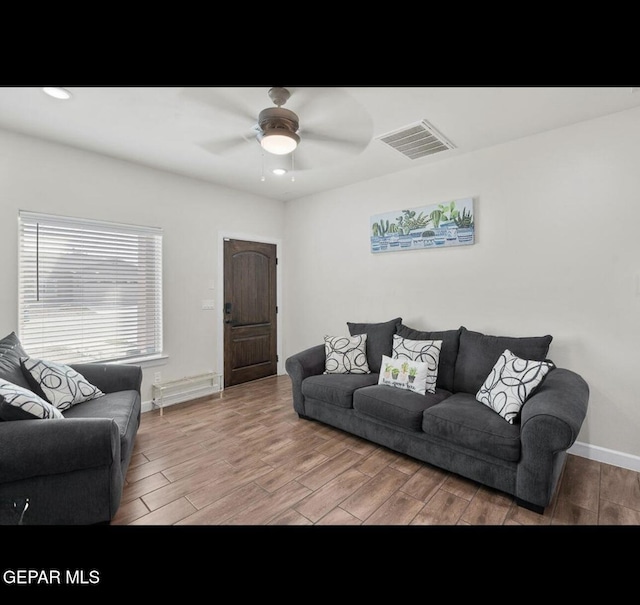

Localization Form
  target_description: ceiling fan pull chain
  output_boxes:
[260,150,266,182]
[291,152,295,182]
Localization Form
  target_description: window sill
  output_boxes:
[108,354,169,368]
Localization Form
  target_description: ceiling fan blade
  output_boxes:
[180,87,256,123]
[285,87,374,158]
[285,86,324,116]
[198,129,257,156]
[301,128,370,154]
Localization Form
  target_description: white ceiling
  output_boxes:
[1,86,639,202]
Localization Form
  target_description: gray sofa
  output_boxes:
[0,332,142,525]
[286,318,590,514]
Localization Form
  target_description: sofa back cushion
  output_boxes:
[395,324,461,392]
[0,332,31,391]
[347,317,402,374]
[453,326,553,395]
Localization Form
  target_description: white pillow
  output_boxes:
[379,354,434,395]
[20,357,104,411]
[476,349,554,424]
[324,334,371,374]
[0,378,64,420]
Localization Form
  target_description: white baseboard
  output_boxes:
[141,386,221,414]
[569,441,640,472]
[141,399,155,413]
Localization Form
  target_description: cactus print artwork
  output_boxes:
[371,197,474,253]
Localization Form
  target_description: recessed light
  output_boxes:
[272,168,287,176]
[42,87,72,100]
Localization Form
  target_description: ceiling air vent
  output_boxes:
[376,119,455,160]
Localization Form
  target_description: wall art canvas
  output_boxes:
[370,197,475,254]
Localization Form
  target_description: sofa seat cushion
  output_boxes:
[422,393,521,462]
[353,385,451,431]
[302,374,380,409]
[63,390,141,465]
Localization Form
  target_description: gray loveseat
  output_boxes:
[0,332,142,525]
[286,318,589,514]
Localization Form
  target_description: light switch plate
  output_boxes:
[202,300,215,310]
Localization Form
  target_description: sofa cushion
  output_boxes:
[347,317,402,373]
[20,356,105,411]
[0,378,64,421]
[302,373,379,409]
[63,390,141,465]
[354,384,451,431]
[422,392,521,462]
[0,332,32,391]
[395,324,461,392]
[453,327,553,395]
[324,334,371,374]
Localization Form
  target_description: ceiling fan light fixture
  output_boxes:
[42,87,72,100]
[258,102,300,155]
[260,130,300,155]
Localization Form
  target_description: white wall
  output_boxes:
[0,129,285,405]
[3,107,640,468]
[284,106,640,465]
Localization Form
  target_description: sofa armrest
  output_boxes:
[70,363,143,395]
[285,344,325,415]
[520,368,589,448]
[516,368,589,507]
[0,417,121,484]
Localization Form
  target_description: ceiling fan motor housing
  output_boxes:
[258,107,300,139]
[257,87,301,153]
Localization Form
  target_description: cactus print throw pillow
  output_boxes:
[378,355,433,396]
[476,349,554,424]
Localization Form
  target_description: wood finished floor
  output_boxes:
[113,375,640,526]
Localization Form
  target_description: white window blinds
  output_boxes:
[18,211,163,364]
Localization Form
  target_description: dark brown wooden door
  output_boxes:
[223,239,277,388]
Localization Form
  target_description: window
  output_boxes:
[18,211,163,364]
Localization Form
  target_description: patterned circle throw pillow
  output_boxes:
[324,335,371,374]
[392,335,442,393]
[0,378,64,420]
[476,349,554,424]
[20,357,105,411]
[392,335,443,365]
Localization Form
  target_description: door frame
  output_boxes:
[217,231,283,389]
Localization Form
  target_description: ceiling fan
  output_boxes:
[187,86,374,171]
[256,87,301,155]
